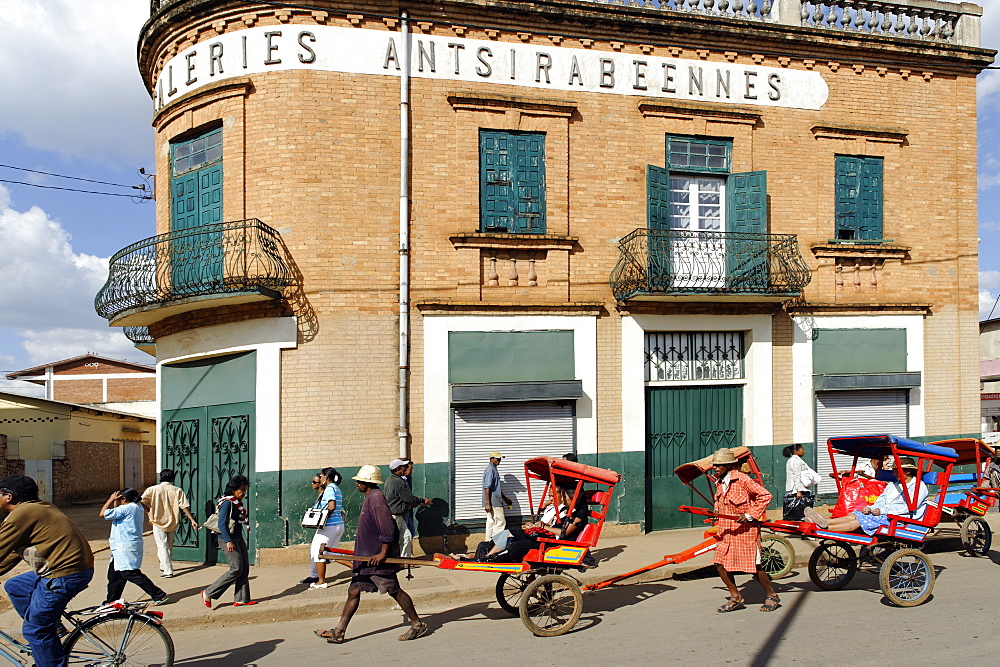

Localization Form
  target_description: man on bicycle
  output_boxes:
[0,475,94,667]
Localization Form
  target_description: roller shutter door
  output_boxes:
[453,402,574,521]
[815,390,908,494]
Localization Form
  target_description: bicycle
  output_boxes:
[0,600,174,666]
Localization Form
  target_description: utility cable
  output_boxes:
[0,163,139,189]
[0,178,152,199]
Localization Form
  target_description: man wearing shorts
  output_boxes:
[315,465,427,644]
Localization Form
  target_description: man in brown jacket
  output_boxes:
[0,475,94,667]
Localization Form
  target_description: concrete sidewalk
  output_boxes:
[0,516,818,633]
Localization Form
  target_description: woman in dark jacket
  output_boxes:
[201,475,255,607]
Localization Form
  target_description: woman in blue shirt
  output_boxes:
[308,467,345,589]
[100,488,167,604]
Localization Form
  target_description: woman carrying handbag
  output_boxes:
[782,444,822,521]
[305,467,345,590]
[202,475,255,608]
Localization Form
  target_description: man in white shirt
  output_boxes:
[141,469,198,578]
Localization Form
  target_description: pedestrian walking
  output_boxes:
[0,475,94,667]
[709,448,781,613]
[141,469,198,578]
[314,465,427,644]
[301,473,326,585]
[307,467,345,589]
[100,488,167,605]
[384,458,431,558]
[483,452,511,540]
[782,444,822,521]
[202,475,256,608]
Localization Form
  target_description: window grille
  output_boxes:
[645,332,745,382]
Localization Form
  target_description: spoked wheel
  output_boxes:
[862,543,898,567]
[496,572,536,615]
[760,535,795,579]
[808,542,858,590]
[960,516,992,557]
[64,613,174,666]
[518,574,583,637]
[880,548,935,607]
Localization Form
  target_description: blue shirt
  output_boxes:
[104,502,145,571]
[482,463,502,508]
[321,484,344,527]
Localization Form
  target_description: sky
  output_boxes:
[0,0,997,397]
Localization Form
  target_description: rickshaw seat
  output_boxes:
[874,470,940,484]
[586,490,611,505]
[948,473,980,484]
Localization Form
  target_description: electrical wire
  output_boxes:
[0,178,151,199]
[0,164,139,190]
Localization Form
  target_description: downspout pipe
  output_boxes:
[398,11,411,460]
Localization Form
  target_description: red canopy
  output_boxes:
[523,456,621,486]
[673,446,753,485]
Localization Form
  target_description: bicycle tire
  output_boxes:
[63,612,174,666]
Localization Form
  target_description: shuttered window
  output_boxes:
[815,390,908,494]
[452,402,574,521]
[835,155,883,241]
[480,130,545,234]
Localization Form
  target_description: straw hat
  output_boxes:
[897,457,919,470]
[352,465,384,485]
[711,448,738,466]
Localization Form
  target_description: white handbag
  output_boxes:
[301,501,330,529]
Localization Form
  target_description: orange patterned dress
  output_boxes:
[712,470,773,574]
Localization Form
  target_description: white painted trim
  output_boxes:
[12,373,157,381]
[155,317,298,473]
[423,315,598,464]
[622,314,773,452]
[792,314,925,442]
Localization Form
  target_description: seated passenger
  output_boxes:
[805,457,928,534]
[480,486,589,563]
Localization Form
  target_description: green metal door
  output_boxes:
[646,385,742,530]
[170,128,224,294]
[161,351,256,564]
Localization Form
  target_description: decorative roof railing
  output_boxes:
[610,228,811,301]
[123,327,155,346]
[95,218,292,322]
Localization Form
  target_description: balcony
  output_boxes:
[95,219,292,327]
[123,326,156,355]
[610,228,811,301]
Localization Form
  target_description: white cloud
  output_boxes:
[977,0,1000,101]
[0,379,45,398]
[0,185,142,365]
[982,170,1000,190]
[0,1,152,163]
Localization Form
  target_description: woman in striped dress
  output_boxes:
[711,448,781,613]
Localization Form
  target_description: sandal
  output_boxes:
[398,622,428,641]
[315,628,345,644]
[717,599,745,613]
[760,597,781,612]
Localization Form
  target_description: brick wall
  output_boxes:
[106,377,156,402]
[53,381,104,404]
[52,441,122,506]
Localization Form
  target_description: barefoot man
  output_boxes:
[315,465,427,644]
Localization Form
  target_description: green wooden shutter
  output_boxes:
[513,134,545,233]
[646,165,671,290]
[835,156,882,241]
[480,131,513,232]
[857,158,883,240]
[726,171,768,291]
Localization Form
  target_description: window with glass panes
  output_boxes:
[170,127,223,232]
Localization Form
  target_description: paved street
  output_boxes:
[167,541,999,666]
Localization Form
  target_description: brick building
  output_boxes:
[95,0,993,558]
[6,354,157,419]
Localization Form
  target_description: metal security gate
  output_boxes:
[815,390,908,494]
[646,385,742,530]
[123,443,142,489]
[452,402,574,521]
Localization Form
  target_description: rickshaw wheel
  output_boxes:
[760,535,795,579]
[518,574,583,637]
[808,542,858,590]
[880,548,935,607]
[496,572,535,615]
[960,516,992,557]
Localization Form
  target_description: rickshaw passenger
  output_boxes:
[481,487,589,562]
[805,457,928,533]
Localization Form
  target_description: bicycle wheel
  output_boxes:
[496,572,535,616]
[960,516,992,557]
[808,542,857,591]
[64,612,174,666]
[760,535,795,579]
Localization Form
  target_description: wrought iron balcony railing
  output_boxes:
[610,228,811,301]
[123,326,154,347]
[95,218,292,323]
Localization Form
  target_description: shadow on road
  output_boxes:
[176,638,283,665]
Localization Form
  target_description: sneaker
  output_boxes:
[300,576,319,584]
[160,573,173,578]
[152,596,169,606]
[803,507,829,529]
[308,582,330,590]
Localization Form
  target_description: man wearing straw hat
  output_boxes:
[710,448,781,613]
[315,465,427,644]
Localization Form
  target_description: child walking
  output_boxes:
[100,489,168,605]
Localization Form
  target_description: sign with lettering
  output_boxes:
[153,25,829,113]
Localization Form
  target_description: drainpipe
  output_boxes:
[398,11,411,460]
